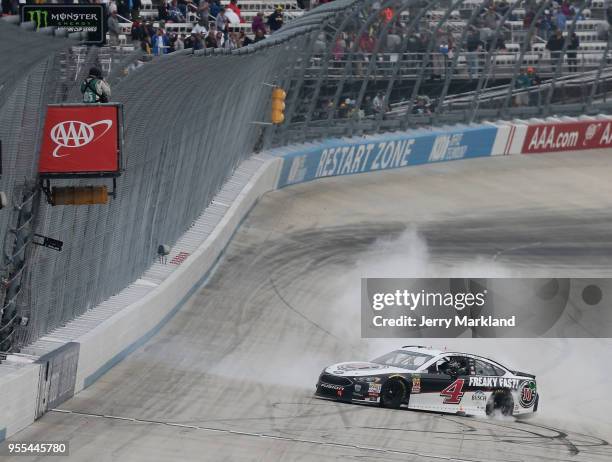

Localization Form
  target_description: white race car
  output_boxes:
[316,346,538,417]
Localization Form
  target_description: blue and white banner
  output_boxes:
[276,125,498,188]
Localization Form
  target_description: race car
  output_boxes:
[315,346,538,417]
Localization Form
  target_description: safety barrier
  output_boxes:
[0,361,40,441]
[1,114,610,441]
[274,114,612,187]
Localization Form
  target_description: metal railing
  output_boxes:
[300,50,610,79]
[269,0,612,144]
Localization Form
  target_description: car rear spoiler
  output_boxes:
[512,370,536,379]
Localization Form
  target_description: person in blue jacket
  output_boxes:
[152,28,170,55]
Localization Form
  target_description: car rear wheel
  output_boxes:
[380,379,406,409]
[486,390,514,417]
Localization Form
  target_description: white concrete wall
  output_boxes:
[74,156,283,392]
[0,362,40,440]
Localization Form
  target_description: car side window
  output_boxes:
[428,357,450,374]
[492,365,507,376]
[451,355,470,375]
[473,359,502,376]
[429,356,470,375]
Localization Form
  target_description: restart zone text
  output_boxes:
[315,346,538,417]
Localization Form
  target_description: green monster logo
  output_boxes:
[27,10,48,29]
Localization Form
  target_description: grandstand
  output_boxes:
[108,0,305,45]
[53,0,612,98]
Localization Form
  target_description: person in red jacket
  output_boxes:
[227,0,243,22]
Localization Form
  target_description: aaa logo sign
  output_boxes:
[50,120,113,158]
[39,105,120,175]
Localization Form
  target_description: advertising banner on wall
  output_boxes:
[21,4,106,44]
[38,104,123,177]
[276,126,498,188]
[522,119,612,154]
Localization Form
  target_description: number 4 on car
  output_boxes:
[315,346,538,418]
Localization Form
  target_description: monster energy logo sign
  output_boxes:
[27,10,48,29]
[21,5,105,43]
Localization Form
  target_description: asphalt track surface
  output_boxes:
[8,151,612,462]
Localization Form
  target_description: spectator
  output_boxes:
[358,31,375,53]
[527,66,541,85]
[131,18,143,41]
[412,95,431,115]
[554,7,567,31]
[174,34,185,51]
[181,0,192,19]
[131,18,152,43]
[497,0,509,17]
[566,31,580,72]
[338,98,351,118]
[107,10,121,46]
[153,28,170,55]
[252,11,266,36]
[254,28,266,42]
[168,0,186,22]
[192,17,208,36]
[141,33,152,54]
[546,28,565,70]
[466,28,484,80]
[527,66,541,105]
[198,1,210,25]
[372,91,384,115]
[432,32,449,79]
[215,31,225,47]
[363,95,373,114]
[332,36,345,62]
[538,9,553,40]
[116,0,130,18]
[224,31,239,49]
[193,32,205,50]
[597,20,609,41]
[158,1,169,20]
[215,7,229,36]
[205,29,218,48]
[523,8,535,28]
[483,7,498,29]
[562,0,572,18]
[80,67,111,103]
[131,0,142,21]
[227,0,242,22]
[210,0,221,17]
[239,30,253,47]
[183,32,198,49]
[348,99,364,120]
[267,6,284,32]
[515,68,531,106]
[108,0,118,15]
